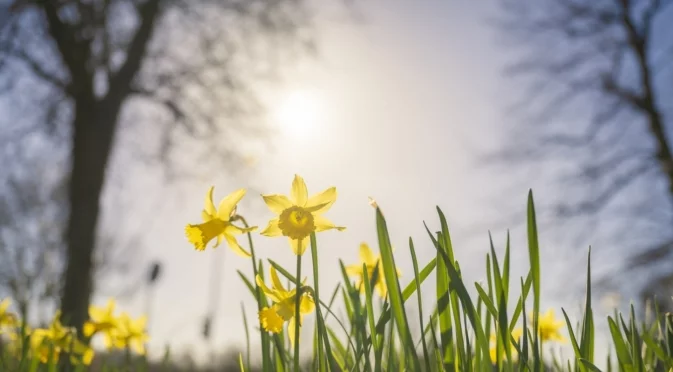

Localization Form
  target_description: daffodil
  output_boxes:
[31,311,94,366]
[345,242,401,298]
[256,266,315,344]
[84,299,120,349]
[261,175,345,255]
[0,298,18,332]
[115,312,149,355]
[489,327,523,363]
[533,309,565,343]
[185,186,257,257]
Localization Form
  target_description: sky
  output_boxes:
[88,0,616,364]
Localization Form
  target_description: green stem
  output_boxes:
[294,243,303,372]
[236,215,272,371]
[309,233,325,371]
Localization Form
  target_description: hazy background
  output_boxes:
[1,0,671,366]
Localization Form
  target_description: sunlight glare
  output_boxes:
[273,89,323,140]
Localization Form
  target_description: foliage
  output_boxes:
[3,175,673,371]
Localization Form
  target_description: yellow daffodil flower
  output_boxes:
[84,299,120,349]
[31,311,94,366]
[345,243,401,298]
[489,327,523,363]
[256,266,315,344]
[261,175,345,255]
[115,312,149,355]
[0,298,18,332]
[186,186,257,257]
[532,309,565,343]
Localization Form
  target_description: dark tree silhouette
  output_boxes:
[493,0,673,305]
[0,0,325,331]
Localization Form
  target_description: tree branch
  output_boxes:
[108,0,161,98]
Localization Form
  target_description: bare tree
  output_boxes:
[0,133,66,320]
[491,0,673,305]
[0,0,327,332]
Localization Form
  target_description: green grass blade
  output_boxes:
[475,282,498,318]
[362,263,382,372]
[433,230,490,363]
[579,248,595,363]
[527,190,542,372]
[402,258,437,300]
[241,303,251,371]
[579,358,603,372]
[503,231,511,301]
[510,272,533,333]
[607,316,633,369]
[375,207,421,371]
[561,307,584,371]
[435,231,454,368]
[410,237,432,372]
[309,233,326,372]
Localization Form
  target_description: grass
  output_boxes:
[1,188,672,371]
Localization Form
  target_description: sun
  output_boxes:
[272,89,323,140]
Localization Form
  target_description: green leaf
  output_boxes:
[410,237,432,372]
[362,263,382,372]
[579,248,595,363]
[607,316,633,369]
[561,308,584,371]
[375,207,421,371]
[432,225,490,363]
[475,283,498,318]
[527,190,542,372]
[579,358,603,372]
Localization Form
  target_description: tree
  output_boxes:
[492,0,673,306]
[0,0,323,331]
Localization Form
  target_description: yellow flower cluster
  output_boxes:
[345,242,401,298]
[489,309,566,364]
[256,266,315,344]
[0,298,94,366]
[186,175,400,339]
[0,297,150,366]
[185,175,345,256]
[84,299,150,355]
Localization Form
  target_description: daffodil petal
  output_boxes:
[255,276,281,303]
[185,219,227,251]
[259,307,284,333]
[291,175,308,206]
[0,299,10,314]
[287,316,300,345]
[300,294,315,315]
[262,194,294,214]
[358,243,376,265]
[205,186,216,216]
[289,238,309,255]
[313,215,346,233]
[261,219,282,237]
[83,322,96,337]
[217,188,247,221]
[132,340,146,355]
[224,234,251,257]
[270,266,287,293]
[375,281,387,298]
[305,187,337,215]
[345,264,363,277]
[225,224,257,235]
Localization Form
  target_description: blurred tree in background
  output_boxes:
[494,0,673,308]
[0,0,331,332]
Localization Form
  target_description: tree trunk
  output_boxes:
[60,94,121,331]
